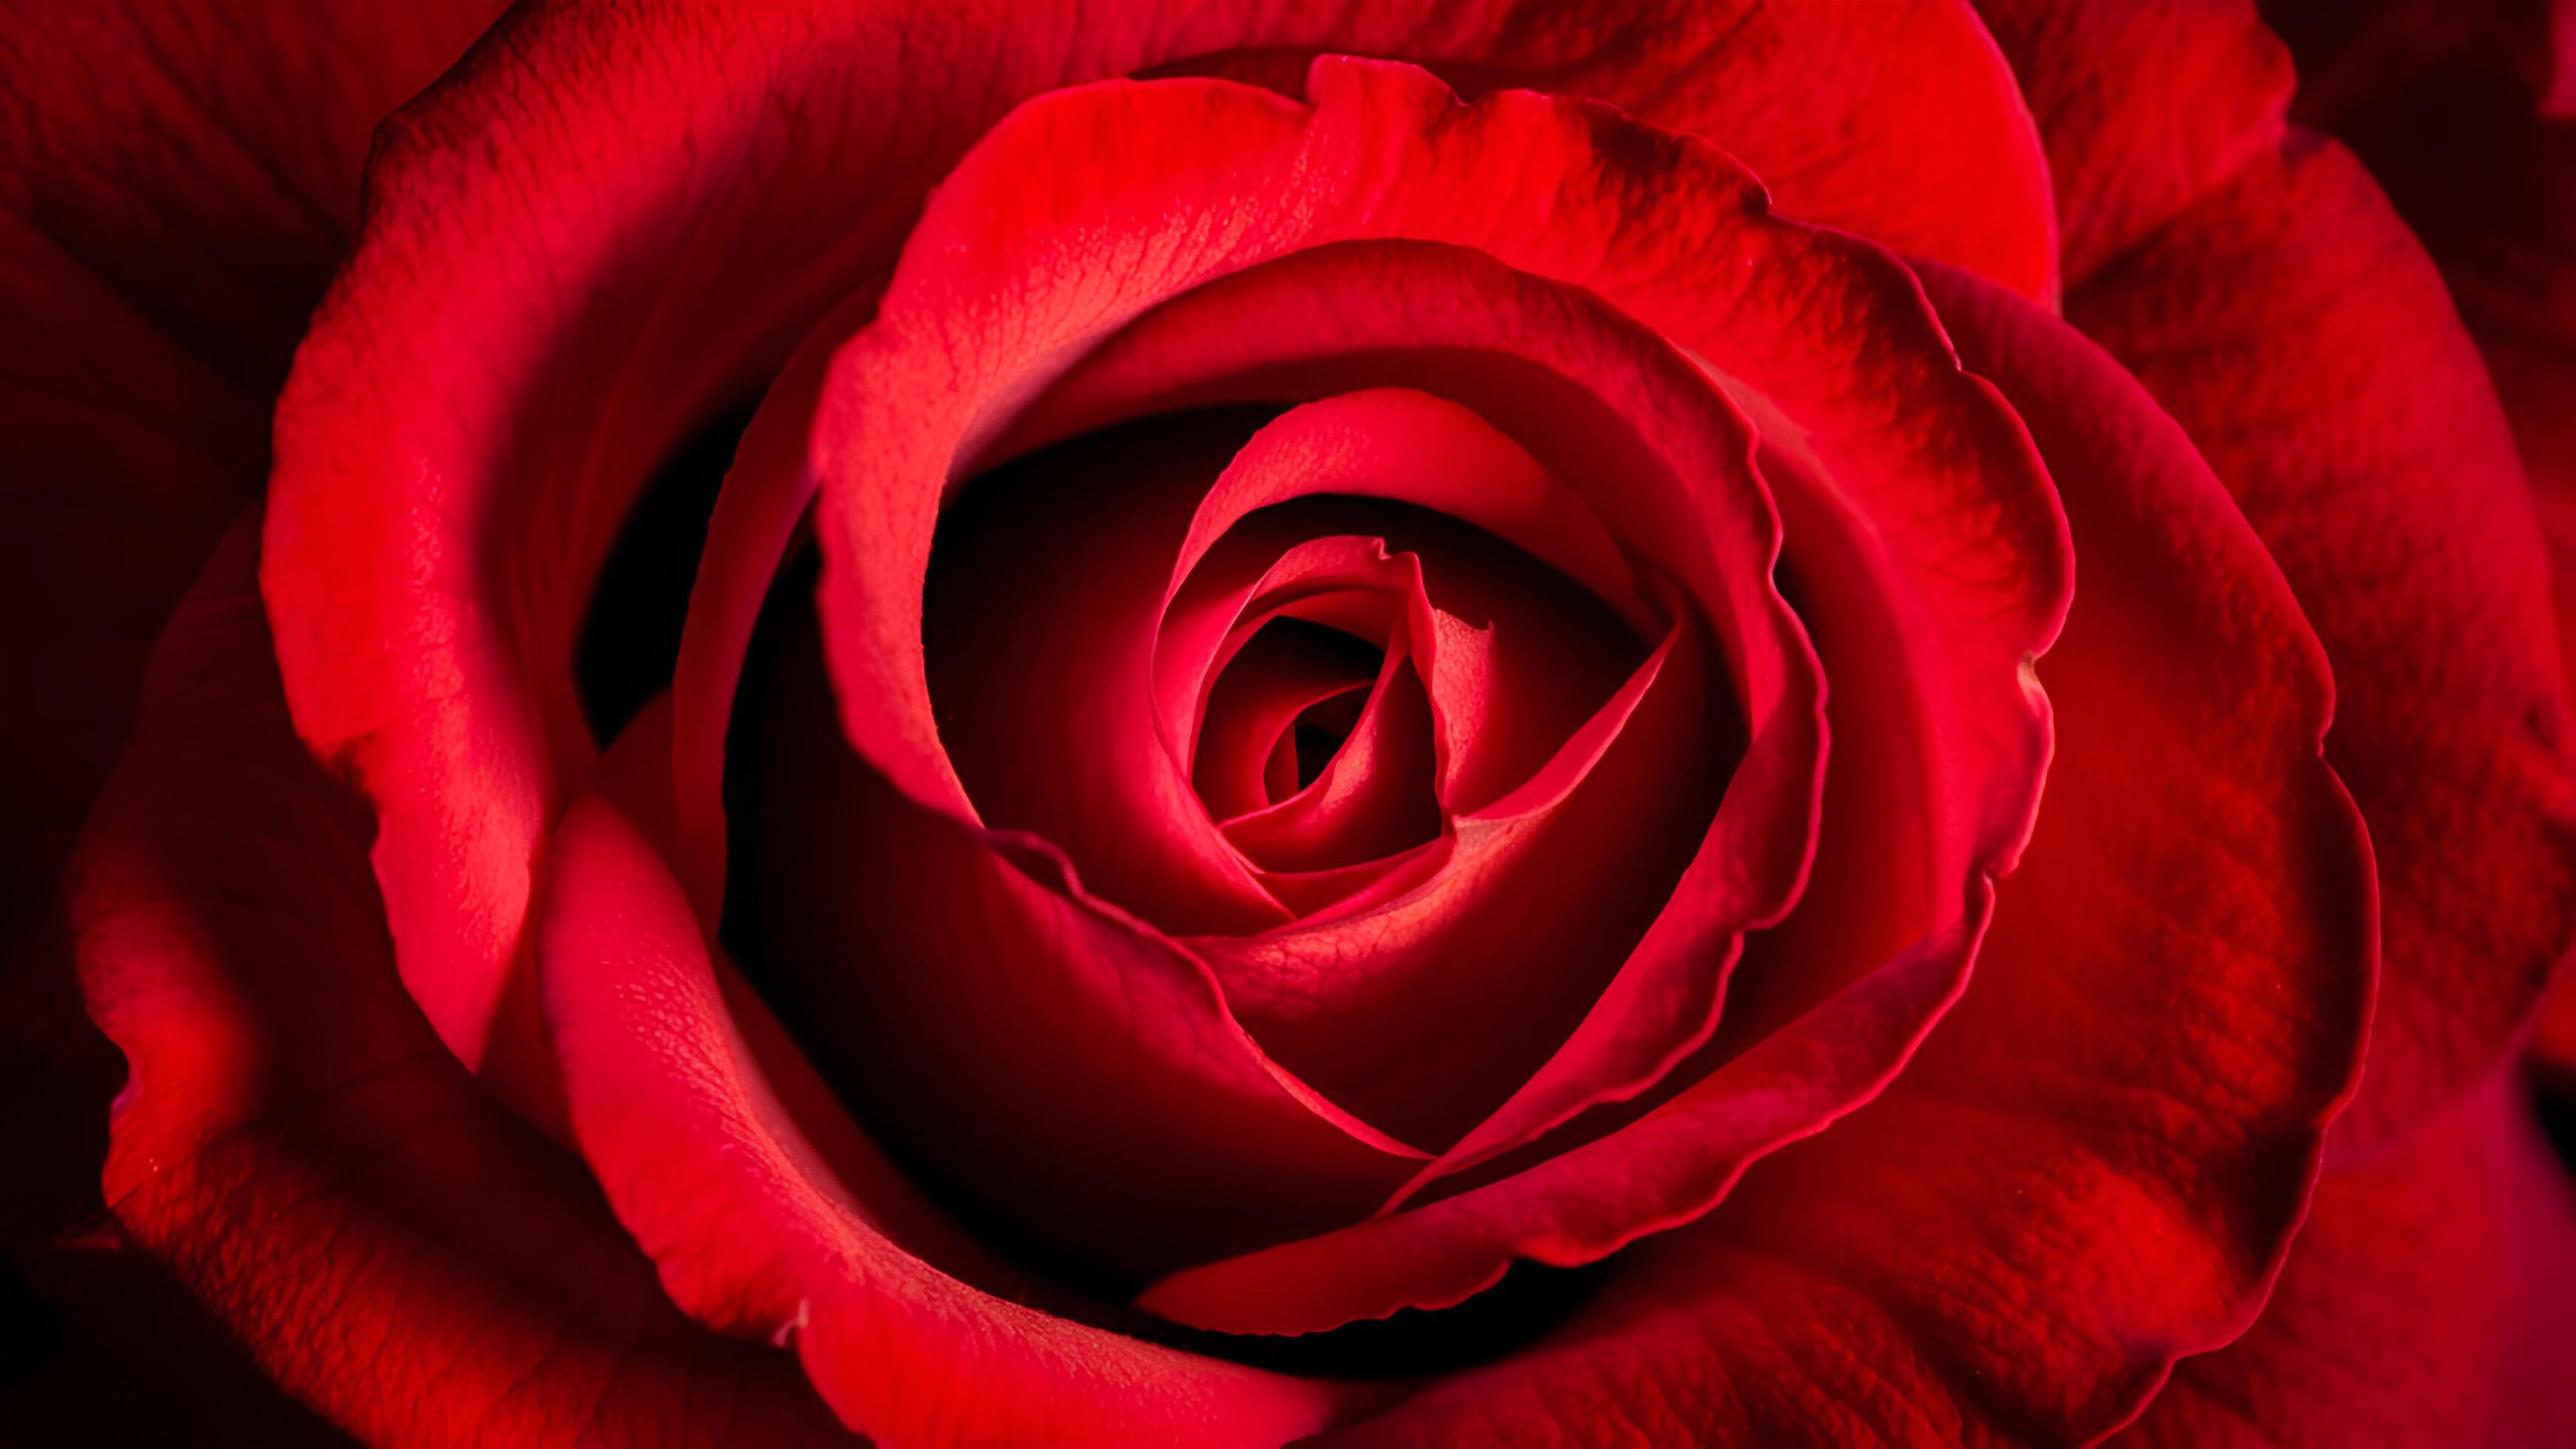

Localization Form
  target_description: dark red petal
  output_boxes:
[0,0,499,940]
[66,525,846,1447]
[1968,0,2294,284]
[2068,133,2576,1149]
[922,409,1296,934]
[2119,1078,2576,1446]
[1291,262,2373,1445]
[1220,645,1443,875]
[0,4,503,385]
[2248,1,2576,1082]
[1195,630,1379,822]
[2259,0,2563,132]
[749,603,1427,1280]
[538,710,1356,1445]
[262,0,2050,1121]
[1,1222,353,1445]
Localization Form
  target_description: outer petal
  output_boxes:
[1297,257,2374,1447]
[2067,132,2576,1148]
[1968,0,2293,283]
[65,524,846,1447]
[0,0,501,1408]
[2121,1077,2576,1447]
[2247,0,2576,1076]
[259,0,2050,1113]
[0,0,501,937]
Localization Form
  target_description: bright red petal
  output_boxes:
[66,525,847,1447]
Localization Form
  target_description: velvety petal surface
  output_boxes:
[2251,0,2576,1079]
[66,525,849,1447]
[2121,1077,2576,1448]
[2067,131,2576,1148]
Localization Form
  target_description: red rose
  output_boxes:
[5,1,2573,1445]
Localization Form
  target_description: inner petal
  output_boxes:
[1220,643,1444,875]
[1193,617,1380,821]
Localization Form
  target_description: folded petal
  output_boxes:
[2120,1077,2576,1446]
[539,708,1359,1445]
[745,601,1429,1280]
[2247,1,2576,1083]
[2068,132,2576,1148]
[67,523,847,1447]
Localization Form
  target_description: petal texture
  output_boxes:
[2121,1078,2576,1447]
[2068,132,2576,1147]
[67,524,848,1447]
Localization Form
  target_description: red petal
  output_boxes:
[820,64,1850,1160]
[1197,611,1724,1150]
[1296,260,2374,1445]
[1156,390,1654,816]
[747,602,1428,1280]
[2067,133,2576,1148]
[1194,628,1379,822]
[66,525,846,1447]
[922,409,1296,934]
[1158,0,2058,302]
[538,710,1357,1445]
[2119,1078,2576,1446]
[1968,0,2294,283]
[1219,640,1443,875]
[2249,0,2576,1083]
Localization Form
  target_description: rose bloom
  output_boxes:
[4,1,2575,1445]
